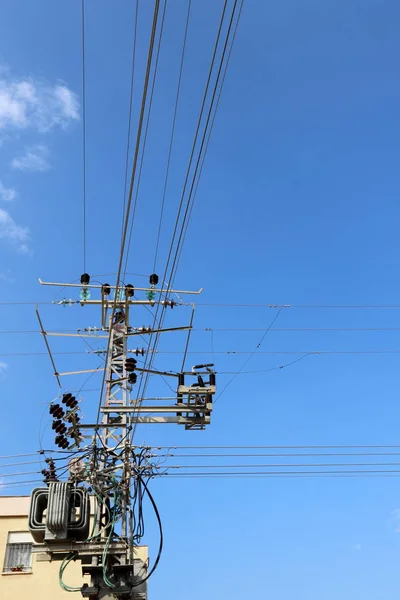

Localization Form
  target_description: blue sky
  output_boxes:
[1,0,400,598]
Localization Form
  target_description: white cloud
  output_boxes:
[0,207,30,252]
[0,361,8,376]
[0,74,79,132]
[12,144,50,172]
[53,85,79,120]
[0,180,17,201]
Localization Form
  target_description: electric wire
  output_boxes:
[132,0,240,436]
[216,305,283,402]
[175,0,244,270]
[152,0,192,273]
[121,0,139,239]
[81,0,87,273]
[94,0,162,432]
[123,0,168,278]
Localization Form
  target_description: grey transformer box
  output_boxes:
[29,482,90,543]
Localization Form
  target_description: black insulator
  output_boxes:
[55,422,67,434]
[55,435,66,447]
[65,395,78,408]
[102,283,111,296]
[50,404,64,419]
[149,273,159,286]
[55,435,69,449]
[125,284,134,298]
[128,372,137,385]
[62,393,72,405]
[80,273,90,285]
[209,373,216,386]
[125,358,137,372]
[41,469,49,477]
[51,419,62,431]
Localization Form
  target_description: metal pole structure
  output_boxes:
[29,277,216,599]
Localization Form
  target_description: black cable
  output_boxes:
[132,476,163,587]
[164,0,243,295]
[216,305,283,402]
[81,0,87,272]
[121,0,139,239]
[94,0,162,432]
[131,0,232,436]
[175,0,244,274]
[123,0,168,278]
[135,0,244,420]
[152,0,192,273]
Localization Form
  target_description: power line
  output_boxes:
[132,0,232,432]
[123,0,168,278]
[81,0,87,272]
[153,444,400,449]
[160,469,400,476]
[163,462,400,469]
[160,472,400,479]
[175,0,244,270]
[121,0,139,239]
[134,0,243,432]
[152,0,192,273]
[203,327,400,332]
[95,0,162,431]
[4,326,400,335]
[161,451,400,458]
[216,306,283,402]
[194,303,400,309]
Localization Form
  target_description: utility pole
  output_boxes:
[29,274,216,599]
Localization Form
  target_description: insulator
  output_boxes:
[133,347,145,356]
[197,375,205,387]
[125,284,134,298]
[125,358,137,372]
[145,290,155,301]
[209,373,216,386]
[80,287,91,301]
[55,435,68,448]
[55,422,67,434]
[128,372,137,385]
[62,393,72,404]
[102,283,111,296]
[49,404,64,419]
[41,469,49,478]
[52,419,62,430]
[65,395,78,409]
[80,273,90,285]
[149,273,159,286]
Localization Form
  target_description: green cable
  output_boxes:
[59,552,81,593]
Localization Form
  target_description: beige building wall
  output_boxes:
[0,496,148,600]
